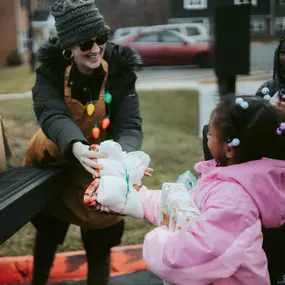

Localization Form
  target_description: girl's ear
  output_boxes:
[225,144,236,159]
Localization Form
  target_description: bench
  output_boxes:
[0,166,64,244]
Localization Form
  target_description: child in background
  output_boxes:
[256,37,285,121]
[138,96,285,285]
[256,37,285,98]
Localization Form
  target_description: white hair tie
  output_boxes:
[277,123,285,136]
[228,138,240,147]
[235,98,249,109]
[261,87,271,101]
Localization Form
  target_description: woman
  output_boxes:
[24,1,142,284]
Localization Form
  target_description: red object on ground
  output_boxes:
[0,245,147,284]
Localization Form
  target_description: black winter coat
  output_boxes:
[32,37,143,155]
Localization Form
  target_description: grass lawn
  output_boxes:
[0,65,35,94]
[0,88,203,256]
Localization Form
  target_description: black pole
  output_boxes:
[27,0,35,72]
[217,75,236,97]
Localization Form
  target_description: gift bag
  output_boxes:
[176,170,198,191]
[159,183,200,232]
[159,182,201,285]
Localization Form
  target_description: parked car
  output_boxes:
[141,23,210,43]
[119,30,212,67]
[113,23,210,43]
[113,26,147,39]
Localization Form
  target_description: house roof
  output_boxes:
[32,10,50,22]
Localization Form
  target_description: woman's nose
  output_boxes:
[91,43,100,53]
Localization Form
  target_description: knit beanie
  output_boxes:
[51,0,110,49]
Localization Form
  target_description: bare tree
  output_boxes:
[95,0,168,32]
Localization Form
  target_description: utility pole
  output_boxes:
[270,0,276,37]
[27,0,35,72]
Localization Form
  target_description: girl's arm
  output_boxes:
[143,184,265,285]
[139,186,161,226]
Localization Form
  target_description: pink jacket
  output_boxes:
[140,158,285,285]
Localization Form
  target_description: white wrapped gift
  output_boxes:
[95,140,150,219]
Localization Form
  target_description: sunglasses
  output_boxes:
[79,34,109,52]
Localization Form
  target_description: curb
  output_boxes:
[0,244,147,284]
[197,77,254,84]
[196,71,272,84]
[251,40,278,44]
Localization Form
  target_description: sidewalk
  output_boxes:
[197,70,272,84]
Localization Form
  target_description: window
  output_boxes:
[161,32,184,44]
[133,33,159,43]
[276,17,285,30]
[184,0,207,10]
[251,19,265,32]
[167,28,181,33]
[234,0,257,5]
[18,31,29,52]
[37,0,56,9]
[121,31,130,37]
[20,0,27,8]
[186,27,200,36]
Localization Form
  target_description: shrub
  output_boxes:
[6,50,22,67]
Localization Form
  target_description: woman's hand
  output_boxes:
[72,142,107,177]
[133,168,154,191]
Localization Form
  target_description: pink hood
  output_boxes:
[195,158,285,228]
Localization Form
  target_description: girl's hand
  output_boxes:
[276,101,285,120]
[133,184,142,191]
[144,167,154,177]
[161,212,170,228]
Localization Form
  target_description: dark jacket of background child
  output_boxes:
[256,38,285,98]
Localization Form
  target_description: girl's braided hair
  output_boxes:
[213,95,285,163]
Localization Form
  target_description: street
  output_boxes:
[14,271,163,285]
[137,42,278,82]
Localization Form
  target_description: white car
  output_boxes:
[113,26,147,39]
[113,23,210,43]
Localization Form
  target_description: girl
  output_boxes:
[139,96,285,285]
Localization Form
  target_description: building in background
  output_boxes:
[168,0,285,39]
[0,1,21,65]
[32,9,56,52]
[0,0,56,66]
[275,0,285,37]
